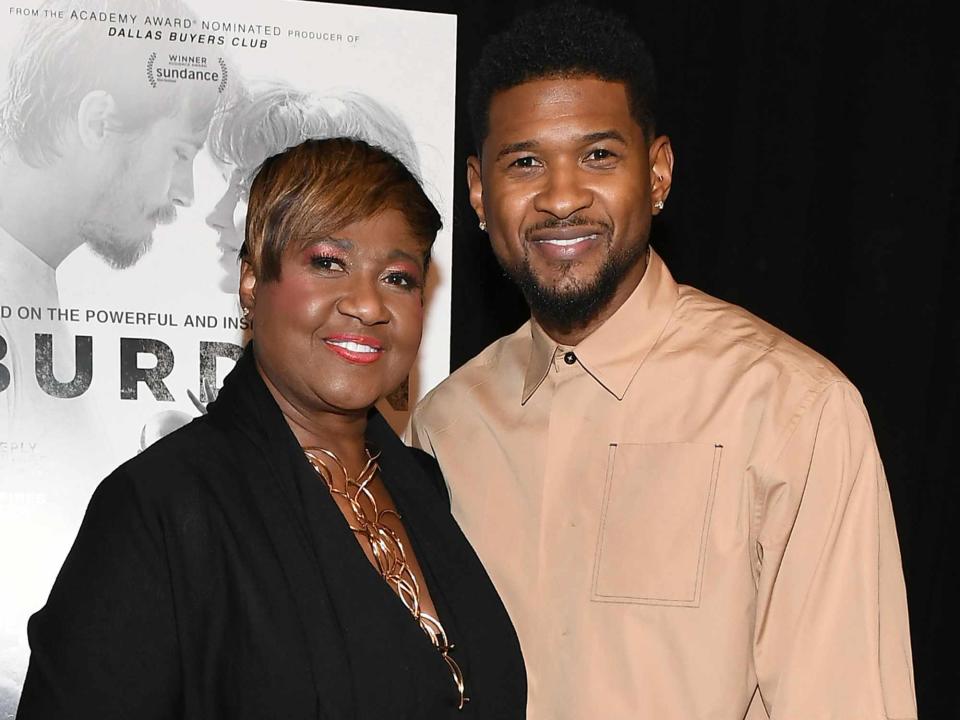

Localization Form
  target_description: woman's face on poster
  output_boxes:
[205,166,249,293]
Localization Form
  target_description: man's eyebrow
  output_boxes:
[581,129,629,145]
[495,140,538,161]
[493,130,630,162]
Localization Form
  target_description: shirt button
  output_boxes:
[563,351,577,365]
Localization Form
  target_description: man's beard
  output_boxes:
[80,150,176,269]
[498,231,648,337]
[81,222,154,270]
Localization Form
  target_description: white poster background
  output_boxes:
[0,0,456,709]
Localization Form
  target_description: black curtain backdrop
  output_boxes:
[337,1,957,715]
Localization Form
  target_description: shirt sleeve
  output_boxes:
[752,381,917,719]
[16,471,180,720]
[406,396,436,456]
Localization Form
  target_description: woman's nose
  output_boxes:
[335,277,390,326]
[206,196,231,230]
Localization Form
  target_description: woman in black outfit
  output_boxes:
[16,138,526,719]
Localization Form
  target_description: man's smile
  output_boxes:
[527,224,606,261]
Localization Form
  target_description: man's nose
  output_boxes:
[533,162,593,218]
[171,164,196,208]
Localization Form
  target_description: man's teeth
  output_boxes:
[329,340,379,353]
[541,235,594,246]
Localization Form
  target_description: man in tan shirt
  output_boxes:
[409,3,917,719]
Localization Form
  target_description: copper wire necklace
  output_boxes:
[302,446,468,709]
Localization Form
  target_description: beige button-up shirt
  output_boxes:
[410,250,916,719]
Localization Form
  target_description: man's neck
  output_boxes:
[0,152,84,269]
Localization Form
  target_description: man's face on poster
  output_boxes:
[81,109,207,269]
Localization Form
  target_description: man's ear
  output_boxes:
[76,91,118,150]
[239,260,257,318]
[648,135,675,214]
[466,155,485,228]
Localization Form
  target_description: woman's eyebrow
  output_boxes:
[316,237,354,251]
[387,248,423,265]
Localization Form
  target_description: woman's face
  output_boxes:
[243,208,428,417]
[205,167,249,293]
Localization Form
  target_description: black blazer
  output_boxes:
[17,348,526,719]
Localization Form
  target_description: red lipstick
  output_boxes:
[323,334,384,365]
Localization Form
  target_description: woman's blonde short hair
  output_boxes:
[244,138,441,281]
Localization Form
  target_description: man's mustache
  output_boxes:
[152,205,178,225]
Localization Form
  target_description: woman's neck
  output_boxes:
[254,358,370,475]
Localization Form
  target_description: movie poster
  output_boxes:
[0,0,456,709]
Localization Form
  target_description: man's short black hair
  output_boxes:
[468,1,658,153]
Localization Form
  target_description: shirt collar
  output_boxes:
[522,247,679,404]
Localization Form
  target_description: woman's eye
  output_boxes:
[311,256,345,272]
[384,271,419,289]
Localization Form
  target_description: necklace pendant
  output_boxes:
[302,445,469,708]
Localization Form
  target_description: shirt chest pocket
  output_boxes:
[592,442,722,607]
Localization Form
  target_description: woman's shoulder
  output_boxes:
[102,414,242,513]
[405,444,450,506]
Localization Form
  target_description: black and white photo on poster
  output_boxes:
[0,0,456,710]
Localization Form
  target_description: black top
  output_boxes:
[17,348,526,720]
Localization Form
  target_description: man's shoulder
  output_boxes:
[432,321,530,393]
[414,321,531,430]
[671,283,848,389]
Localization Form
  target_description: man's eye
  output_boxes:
[586,148,616,161]
[510,156,539,169]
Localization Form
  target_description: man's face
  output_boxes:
[82,110,206,269]
[468,77,671,340]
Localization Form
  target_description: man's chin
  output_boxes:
[84,231,154,270]
[503,248,643,334]
[511,270,608,333]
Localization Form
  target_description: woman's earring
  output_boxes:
[479,220,487,231]
[242,307,250,319]
[654,200,665,210]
